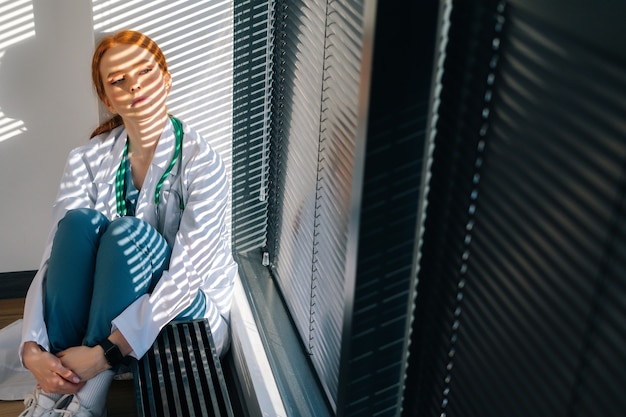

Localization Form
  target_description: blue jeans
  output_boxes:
[44,208,205,353]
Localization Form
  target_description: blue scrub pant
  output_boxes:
[44,208,205,354]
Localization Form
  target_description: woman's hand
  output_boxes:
[56,345,111,381]
[21,341,85,394]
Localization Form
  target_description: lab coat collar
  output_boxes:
[150,118,179,177]
[93,125,126,185]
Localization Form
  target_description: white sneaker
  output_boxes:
[52,394,107,417]
[18,389,72,417]
[52,395,81,417]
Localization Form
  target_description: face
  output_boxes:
[99,43,171,121]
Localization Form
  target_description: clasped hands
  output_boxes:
[22,341,110,395]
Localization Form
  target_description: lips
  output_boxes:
[131,96,148,107]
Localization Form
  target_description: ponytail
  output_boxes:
[90,115,123,139]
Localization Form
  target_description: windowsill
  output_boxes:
[229,250,334,417]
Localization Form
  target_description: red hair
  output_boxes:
[90,30,169,138]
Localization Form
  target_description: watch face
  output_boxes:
[100,339,124,366]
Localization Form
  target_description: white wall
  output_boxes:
[0,1,99,272]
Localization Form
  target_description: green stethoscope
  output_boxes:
[115,116,185,218]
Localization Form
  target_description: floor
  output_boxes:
[0,298,137,417]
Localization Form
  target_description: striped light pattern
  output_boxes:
[92,0,234,238]
[0,0,33,143]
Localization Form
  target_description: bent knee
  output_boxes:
[57,208,108,235]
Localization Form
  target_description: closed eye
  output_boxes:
[110,76,125,85]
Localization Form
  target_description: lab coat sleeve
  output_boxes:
[112,140,235,359]
[20,147,98,363]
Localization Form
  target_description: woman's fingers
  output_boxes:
[51,356,82,384]
[22,343,84,394]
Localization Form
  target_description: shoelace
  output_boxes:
[18,392,36,416]
[54,408,77,417]
[53,395,80,417]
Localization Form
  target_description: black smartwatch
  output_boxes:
[97,338,124,367]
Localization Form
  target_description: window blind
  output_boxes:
[268,0,356,409]
[265,0,435,413]
[406,1,626,416]
[232,0,274,252]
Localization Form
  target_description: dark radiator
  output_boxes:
[132,320,234,417]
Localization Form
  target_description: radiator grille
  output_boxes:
[132,320,234,417]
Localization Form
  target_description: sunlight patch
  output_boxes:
[0,0,33,143]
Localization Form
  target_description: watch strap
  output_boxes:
[98,338,124,367]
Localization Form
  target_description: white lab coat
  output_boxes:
[21,118,237,361]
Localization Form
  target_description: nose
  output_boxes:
[131,82,141,92]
